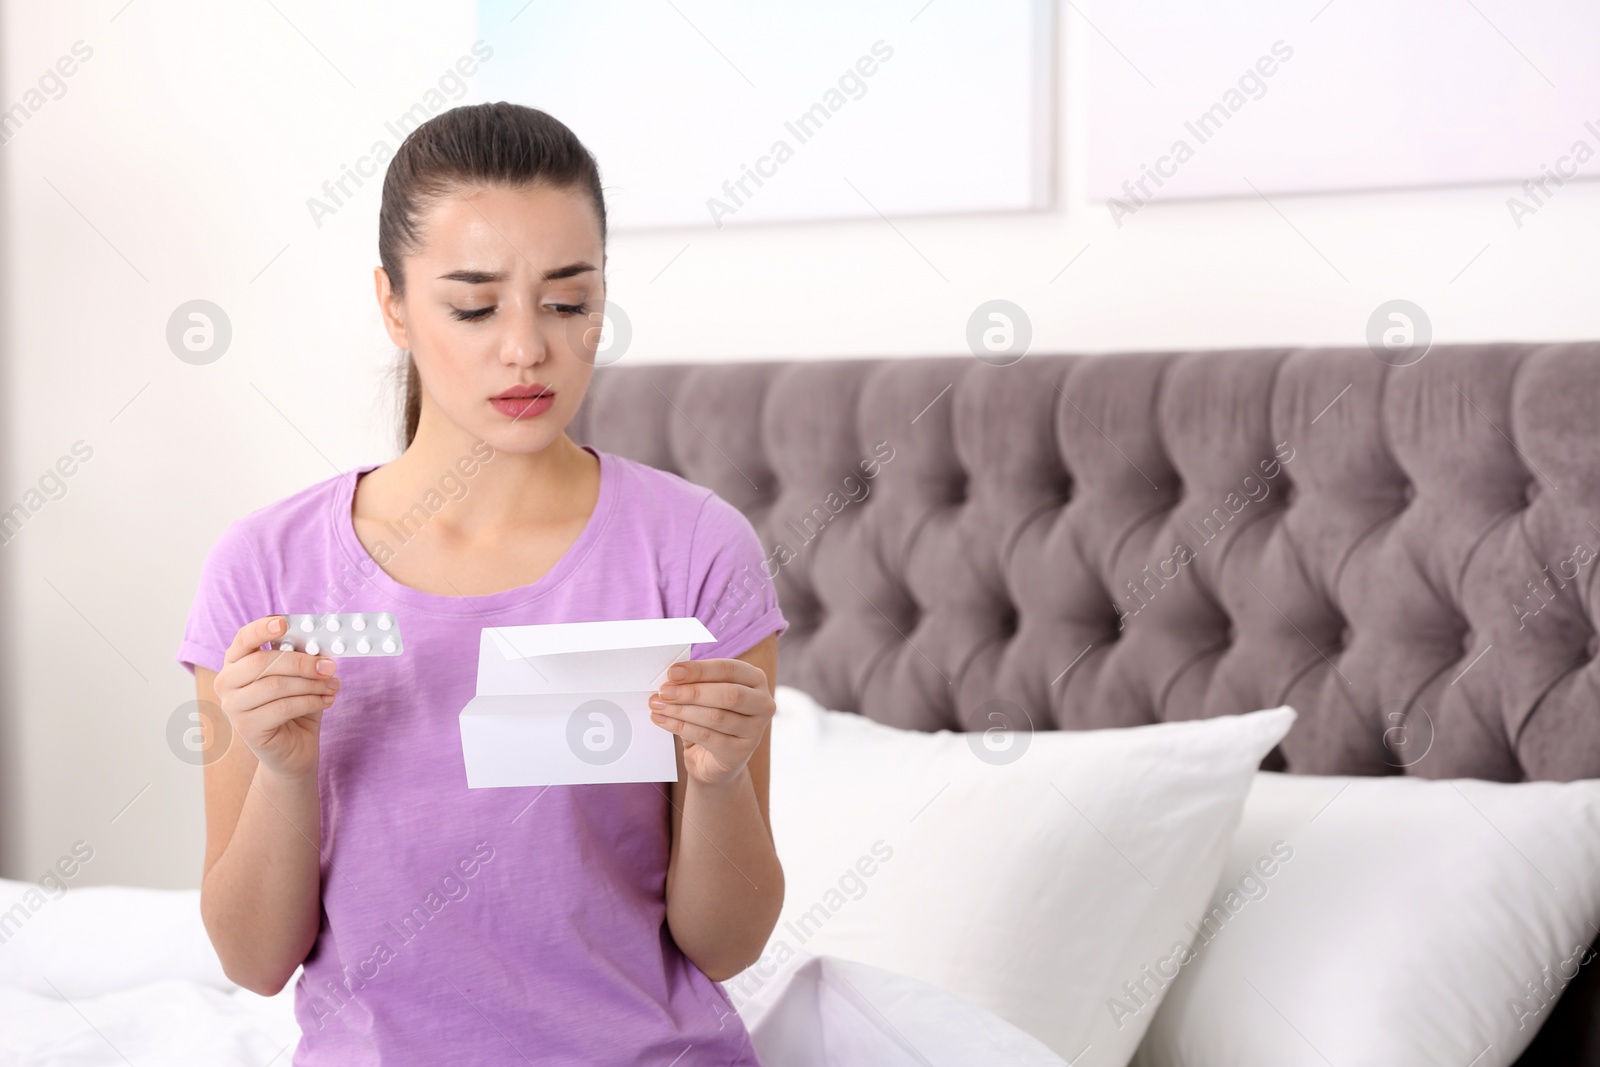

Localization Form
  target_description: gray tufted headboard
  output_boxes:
[569,343,1600,1060]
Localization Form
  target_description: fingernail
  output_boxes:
[322,694,335,705]
[269,617,284,634]
[327,678,341,691]
[649,695,665,709]
[317,659,337,675]
[669,665,687,681]
[658,685,678,699]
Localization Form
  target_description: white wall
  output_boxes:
[2,0,1596,888]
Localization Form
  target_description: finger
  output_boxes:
[227,616,291,665]
[650,707,746,750]
[229,674,340,717]
[650,700,762,740]
[655,679,764,719]
[663,656,763,689]
[249,692,336,733]
[234,646,339,684]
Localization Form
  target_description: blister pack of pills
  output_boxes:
[274,613,404,657]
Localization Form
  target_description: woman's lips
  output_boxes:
[490,392,556,419]
[492,383,554,399]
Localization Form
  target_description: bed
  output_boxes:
[5,343,1598,1064]
[570,342,1600,1063]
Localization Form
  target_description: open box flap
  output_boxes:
[473,617,717,697]
[486,617,715,659]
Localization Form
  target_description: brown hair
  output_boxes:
[378,102,607,450]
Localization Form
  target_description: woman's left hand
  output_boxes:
[649,657,774,788]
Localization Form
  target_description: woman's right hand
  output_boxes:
[214,615,339,781]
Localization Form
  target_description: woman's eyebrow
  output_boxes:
[437,263,597,284]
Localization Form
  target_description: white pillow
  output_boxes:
[1132,771,1600,1067]
[730,685,1295,1063]
[739,952,1069,1066]
[0,879,233,998]
[0,980,299,1063]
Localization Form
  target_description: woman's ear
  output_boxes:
[374,266,410,349]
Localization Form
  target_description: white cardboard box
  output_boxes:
[458,617,717,788]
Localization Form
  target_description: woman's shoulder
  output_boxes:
[601,450,765,557]
[603,450,718,521]
[604,453,786,659]
[208,467,361,559]
[179,468,363,674]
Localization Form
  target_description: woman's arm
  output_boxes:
[653,632,784,982]
[197,616,337,995]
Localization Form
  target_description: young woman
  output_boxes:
[176,103,788,1064]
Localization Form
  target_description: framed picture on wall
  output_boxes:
[1087,0,1597,214]
[475,0,1056,230]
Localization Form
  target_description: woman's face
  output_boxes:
[378,181,605,455]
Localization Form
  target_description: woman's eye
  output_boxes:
[451,303,588,320]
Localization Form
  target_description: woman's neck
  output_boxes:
[361,419,598,542]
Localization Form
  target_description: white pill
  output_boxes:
[326,616,341,631]
[381,637,396,654]
[351,615,366,631]
[377,615,392,631]
[331,638,346,655]
[298,616,314,633]
[357,637,372,654]
[305,640,320,656]
[278,642,293,651]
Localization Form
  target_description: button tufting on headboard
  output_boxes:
[569,344,1600,783]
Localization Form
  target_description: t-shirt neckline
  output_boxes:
[331,444,616,618]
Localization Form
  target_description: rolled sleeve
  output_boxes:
[685,493,790,663]
[175,519,273,675]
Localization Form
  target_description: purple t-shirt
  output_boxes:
[176,445,787,1066]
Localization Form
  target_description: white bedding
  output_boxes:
[0,960,1065,1067]
[740,952,1067,1066]
[0,978,298,1067]
[0,879,1062,1066]
[0,877,299,1066]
